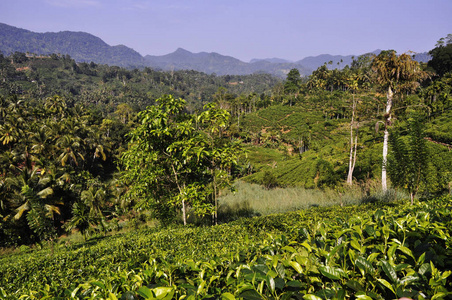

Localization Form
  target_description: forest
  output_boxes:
[0,35,451,299]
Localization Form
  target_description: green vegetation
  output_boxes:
[0,197,451,299]
[0,51,279,113]
[121,95,243,225]
[0,33,452,299]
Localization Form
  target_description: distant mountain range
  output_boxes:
[144,48,312,77]
[0,23,431,77]
[0,23,146,68]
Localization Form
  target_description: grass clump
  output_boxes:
[218,180,410,221]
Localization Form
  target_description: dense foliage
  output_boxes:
[0,52,279,113]
[1,33,452,249]
[0,94,124,245]
[0,197,450,299]
[120,95,243,225]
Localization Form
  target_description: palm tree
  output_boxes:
[371,50,428,192]
[30,125,53,158]
[64,184,110,239]
[44,95,67,120]
[0,122,22,147]
[5,164,60,241]
[56,135,84,167]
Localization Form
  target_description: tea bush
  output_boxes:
[0,196,451,299]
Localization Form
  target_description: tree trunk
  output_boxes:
[347,96,357,185]
[182,199,187,226]
[347,135,358,185]
[382,86,393,192]
[212,168,218,225]
[171,163,187,225]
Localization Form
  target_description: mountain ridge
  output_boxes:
[0,23,431,77]
[0,23,146,67]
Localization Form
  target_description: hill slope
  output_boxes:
[0,23,146,67]
[145,48,313,77]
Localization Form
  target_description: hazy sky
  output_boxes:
[1,0,451,62]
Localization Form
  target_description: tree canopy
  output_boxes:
[120,95,243,225]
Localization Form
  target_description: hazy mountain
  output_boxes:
[249,58,293,64]
[296,50,431,71]
[412,52,431,63]
[145,48,249,74]
[0,23,146,67]
[0,23,431,77]
[296,54,356,70]
[145,48,312,77]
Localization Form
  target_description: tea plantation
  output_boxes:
[0,197,451,299]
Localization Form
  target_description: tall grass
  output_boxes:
[218,180,409,221]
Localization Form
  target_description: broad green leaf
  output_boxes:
[355,256,373,276]
[387,243,398,265]
[226,270,235,286]
[274,278,285,290]
[209,275,220,284]
[417,252,426,266]
[70,286,81,298]
[121,291,137,300]
[197,280,206,295]
[348,248,356,263]
[376,278,396,295]
[431,292,446,300]
[326,243,345,266]
[355,293,373,300]
[108,293,118,300]
[315,288,337,299]
[154,287,174,300]
[91,281,106,290]
[418,263,431,276]
[367,252,379,263]
[267,270,278,278]
[319,266,342,280]
[282,245,296,253]
[287,280,303,287]
[380,260,398,283]
[239,289,262,300]
[336,289,346,300]
[399,275,419,285]
[236,283,254,294]
[276,263,286,278]
[266,275,275,293]
[301,241,312,252]
[398,245,415,260]
[350,239,362,253]
[138,286,154,299]
[346,280,364,291]
[288,261,303,274]
[221,293,236,300]
[271,255,279,269]
[440,270,451,281]
[365,224,376,237]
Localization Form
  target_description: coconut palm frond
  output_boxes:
[14,201,29,220]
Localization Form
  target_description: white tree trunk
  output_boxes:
[347,97,357,185]
[381,86,393,192]
[182,199,187,226]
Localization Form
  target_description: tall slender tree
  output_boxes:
[371,50,427,192]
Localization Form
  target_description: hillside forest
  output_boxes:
[0,36,452,248]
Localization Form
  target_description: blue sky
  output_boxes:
[1,0,451,62]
